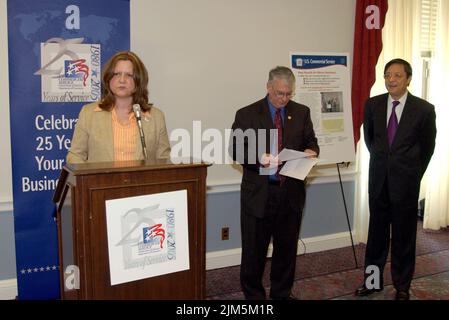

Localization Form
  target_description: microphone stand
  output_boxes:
[133,104,148,159]
[137,118,148,160]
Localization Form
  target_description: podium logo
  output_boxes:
[64,265,80,290]
[114,205,177,269]
[143,224,166,249]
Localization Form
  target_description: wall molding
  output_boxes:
[0,278,17,300]
[206,165,357,194]
[206,180,241,194]
[0,165,358,210]
[0,199,13,213]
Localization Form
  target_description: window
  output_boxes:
[420,0,439,99]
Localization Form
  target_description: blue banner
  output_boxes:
[7,0,129,299]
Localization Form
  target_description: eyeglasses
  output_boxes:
[273,90,295,99]
[383,72,406,80]
[112,72,135,80]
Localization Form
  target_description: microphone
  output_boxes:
[132,104,148,159]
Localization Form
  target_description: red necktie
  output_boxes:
[275,109,283,154]
[274,109,284,182]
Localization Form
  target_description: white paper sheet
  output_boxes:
[280,158,318,180]
[277,148,309,161]
[279,151,319,180]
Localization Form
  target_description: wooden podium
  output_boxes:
[53,160,208,300]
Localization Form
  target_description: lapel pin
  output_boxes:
[288,116,292,120]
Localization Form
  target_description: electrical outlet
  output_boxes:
[221,227,229,240]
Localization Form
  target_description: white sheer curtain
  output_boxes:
[355,0,449,241]
[423,0,449,230]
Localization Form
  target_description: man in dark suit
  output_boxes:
[355,59,436,300]
[230,66,319,300]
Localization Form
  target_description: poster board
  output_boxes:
[290,52,355,165]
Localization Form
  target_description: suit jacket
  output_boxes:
[231,97,319,218]
[67,102,171,163]
[363,92,436,203]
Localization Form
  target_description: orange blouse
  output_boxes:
[111,108,138,161]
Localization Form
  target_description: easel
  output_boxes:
[336,162,359,268]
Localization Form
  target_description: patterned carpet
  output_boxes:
[206,221,449,300]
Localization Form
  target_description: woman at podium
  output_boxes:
[67,51,171,163]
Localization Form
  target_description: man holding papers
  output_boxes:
[278,149,319,181]
[230,66,319,300]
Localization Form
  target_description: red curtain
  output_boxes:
[351,0,388,147]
